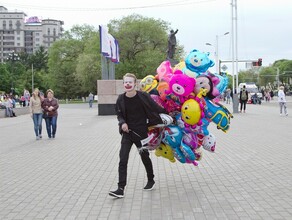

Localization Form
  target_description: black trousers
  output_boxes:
[118,132,154,189]
[240,100,247,111]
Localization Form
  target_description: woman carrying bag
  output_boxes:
[42,89,59,139]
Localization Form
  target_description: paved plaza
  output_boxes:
[0,99,292,220]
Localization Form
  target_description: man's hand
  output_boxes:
[121,123,129,133]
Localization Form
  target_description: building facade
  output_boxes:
[0,6,64,63]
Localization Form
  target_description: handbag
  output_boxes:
[42,110,48,118]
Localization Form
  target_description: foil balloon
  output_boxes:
[144,127,163,150]
[202,133,216,152]
[181,99,202,127]
[156,60,173,82]
[185,49,215,74]
[162,125,186,163]
[155,143,176,163]
[140,75,158,95]
[182,132,198,149]
[165,69,196,104]
[204,99,233,132]
[180,141,196,161]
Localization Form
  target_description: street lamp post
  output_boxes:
[206,32,229,74]
[7,51,20,94]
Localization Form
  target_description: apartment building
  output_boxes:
[0,6,64,62]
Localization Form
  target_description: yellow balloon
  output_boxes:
[140,75,158,93]
[173,61,185,71]
[155,143,176,163]
[181,99,201,126]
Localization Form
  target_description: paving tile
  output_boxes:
[1,101,292,219]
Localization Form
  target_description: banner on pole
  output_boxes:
[99,25,120,63]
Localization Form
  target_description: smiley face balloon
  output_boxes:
[181,99,202,126]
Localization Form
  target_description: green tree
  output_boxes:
[258,67,276,88]
[108,14,183,79]
[75,29,101,94]
[238,69,259,84]
[273,59,292,85]
[0,63,11,93]
[47,25,98,99]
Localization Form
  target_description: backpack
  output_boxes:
[241,90,247,101]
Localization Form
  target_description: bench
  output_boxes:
[0,106,30,118]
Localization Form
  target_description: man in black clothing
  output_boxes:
[109,73,166,198]
[239,85,248,113]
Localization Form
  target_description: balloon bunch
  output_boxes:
[140,49,233,166]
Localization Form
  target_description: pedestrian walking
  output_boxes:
[239,85,248,113]
[29,88,43,140]
[88,92,94,108]
[24,89,30,107]
[278,86,288,116]
[42,89,59,139]
[109,73,166,198]
[226,88,231,104]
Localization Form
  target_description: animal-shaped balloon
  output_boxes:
[156,60,173,82]
[162,125,186,163]
[165,69,196,104]
[155,143,176,163]
[155,82,180,113]
[140,75,158,95]
[194,74,219,99]
[185,49,215,74]
[202,133,216,152]
[173,61,197,78]
[214,73,229,95]
[157,81,169,101]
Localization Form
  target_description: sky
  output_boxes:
[1,0,291,74]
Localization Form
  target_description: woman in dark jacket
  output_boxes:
[42,89,59,138]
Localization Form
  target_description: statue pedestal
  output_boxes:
[167,58,179,66]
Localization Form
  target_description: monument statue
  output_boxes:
[167,29,178,59]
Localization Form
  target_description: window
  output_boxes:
[3,20,6,29]
[9,20,12,29]
[16,20,21,30]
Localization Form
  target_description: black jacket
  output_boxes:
[115,91,166,134]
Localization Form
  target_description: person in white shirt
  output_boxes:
[278,86,288,116]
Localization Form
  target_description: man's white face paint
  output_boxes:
[123,77,135,92]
